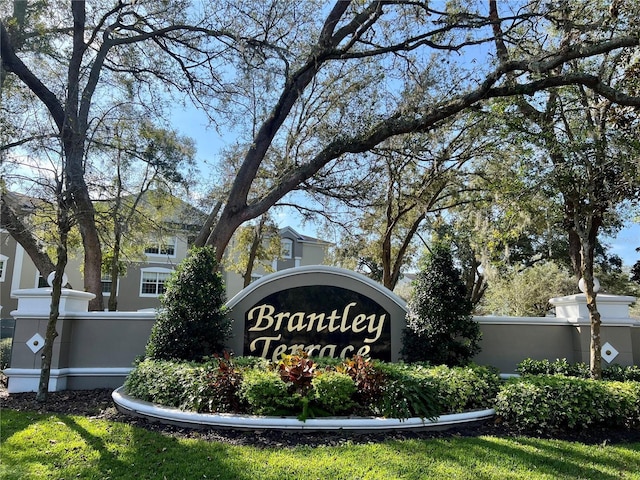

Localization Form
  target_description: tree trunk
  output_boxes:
[579,224,603,379]
[64,139,104,310]
[243,220,265,288]
[1,195,58,282]
[582,266,602,379]
[108,227,121,311]
[36,193,69,403]
[206,208,251,263]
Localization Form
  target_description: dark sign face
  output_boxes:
[243,285,391,362]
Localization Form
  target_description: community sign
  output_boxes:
[226,266,407,362]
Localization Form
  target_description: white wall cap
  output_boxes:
[11,287,96,301]
[549,293,636,306]
[226,265,407,309]
[10,287,96,315]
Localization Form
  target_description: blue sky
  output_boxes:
[604,224,640,268]
[172,104,640,269]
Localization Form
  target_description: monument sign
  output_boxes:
[226,266,407,362]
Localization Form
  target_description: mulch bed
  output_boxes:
[2,386,639,448]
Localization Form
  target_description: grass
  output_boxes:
[1,410,639,479]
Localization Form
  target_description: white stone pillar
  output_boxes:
[4,287,95,393]
[549,293,638,366]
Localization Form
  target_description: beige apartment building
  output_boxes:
[1,194,330,334]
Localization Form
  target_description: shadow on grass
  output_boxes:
[2,410,640,480]
[390,435,640,480]
[1,411,258,480]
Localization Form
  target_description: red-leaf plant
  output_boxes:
[277,349,317,396]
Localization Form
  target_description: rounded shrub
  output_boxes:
[239,368,300,415]
[312,371,356,415]
[145,246,231,362]
[375,362,440,420]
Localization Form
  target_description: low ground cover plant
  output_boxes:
[124,353,501,420]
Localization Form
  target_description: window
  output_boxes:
[144,237,177,257]
[140,268,173,297]
[36,272,49,288]
[250,273,262,284]
[101,273,113,295]
[281,238,293,259]
[0,255,7,282]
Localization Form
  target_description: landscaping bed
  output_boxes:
[2,386,640,447]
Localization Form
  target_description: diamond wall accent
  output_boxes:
[601,342,619,364]
[26,333,45,354]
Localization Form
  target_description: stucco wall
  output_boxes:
[4,281,638,392]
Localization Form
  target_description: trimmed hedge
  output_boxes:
[124,356,500,420]
[516,358,640,381]
[125,356,640,431]
[495,375,640,431]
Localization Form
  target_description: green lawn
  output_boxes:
[1,410,639,480]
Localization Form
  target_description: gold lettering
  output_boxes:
[247,304,276,331]
[306,312,327,332]
[287,312,307,332]
[364,314,386,343]
[339,345,355,359]
[356,345,371,356]
[327,309,341,332]
[250,334,282,357]
[352,313,368,333]
[319,344,336,357]
[340,302,357,332]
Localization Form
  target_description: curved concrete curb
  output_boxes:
[112,387,495,431]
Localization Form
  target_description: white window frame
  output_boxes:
[281,238,293,259]
[144,237,177,258]
[101,273,119,297]
[0,254,7,282]
[139,267,173,297]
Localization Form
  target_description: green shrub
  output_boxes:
[375,363,440,420]
[337,356,387,413]
[603,363,640,382]
[402,244,481,366]
[145,246,231,362]
[517,358,639,380]
[124,357,505,421]
[426,364,501,412]
[232,356,270,370]
[312,371,356,415]
[0,337,12,370]
[124,359,200,409]
[189,354,245,413]
[239,369,300,416]
[495,375,640,431]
